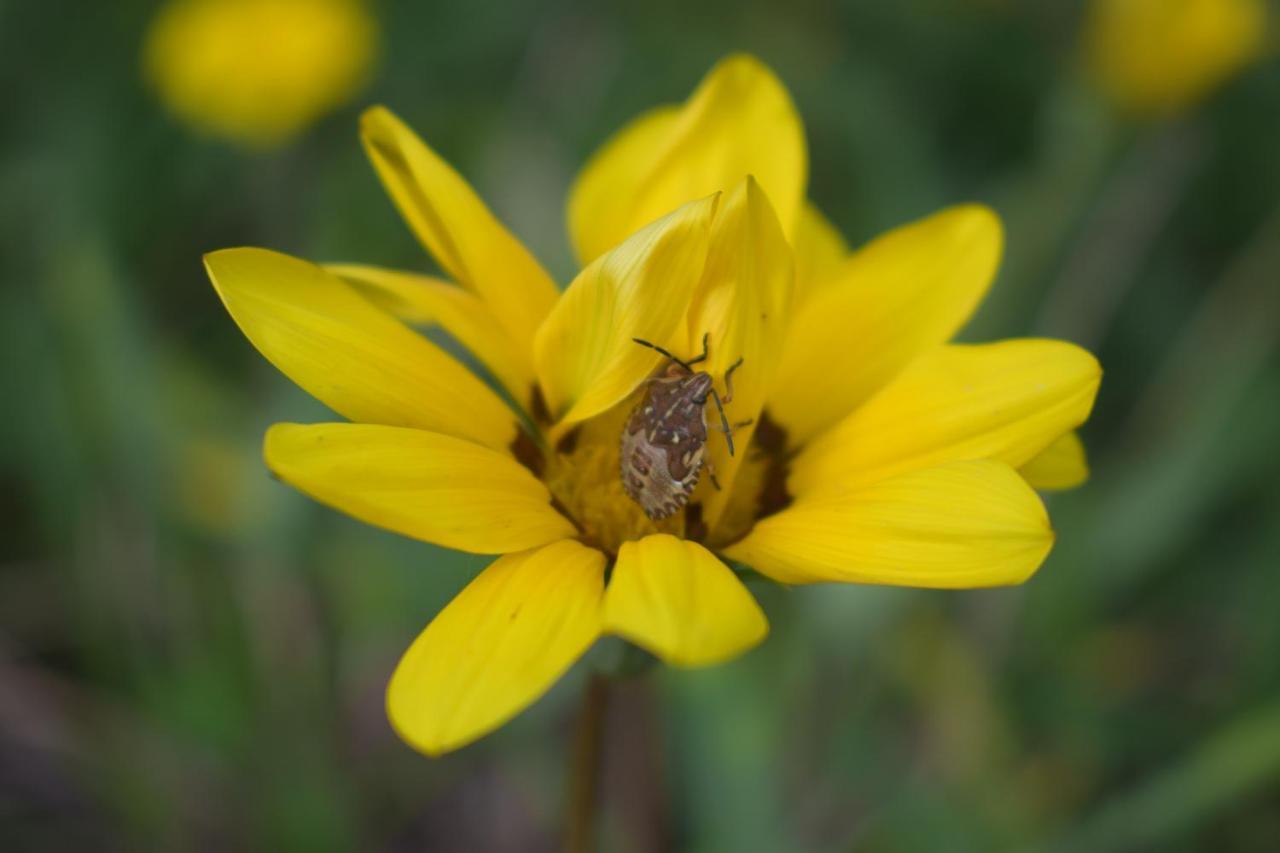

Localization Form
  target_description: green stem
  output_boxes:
[566,673,610,853]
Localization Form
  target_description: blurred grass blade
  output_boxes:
[1039,700,1280,853]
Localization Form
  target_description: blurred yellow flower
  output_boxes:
[144,0,376,146]
[1084,0,1268,117]
[205,55,1100,755]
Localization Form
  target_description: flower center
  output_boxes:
[531,389,792,557]
[542,391,684,555]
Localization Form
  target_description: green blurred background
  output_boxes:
[3,1,1280,850]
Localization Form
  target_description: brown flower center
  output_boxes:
[516,390,792,557]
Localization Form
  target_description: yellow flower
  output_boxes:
[1083,0,1268,117]
[205,55,1101,755]
[144,0,376,146]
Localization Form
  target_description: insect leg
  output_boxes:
[632,338,693,373]
[685,332,710,367]
[711,418,754,433]
[708,389,735,456]
[721,356,745,404]
[704,456,722,490]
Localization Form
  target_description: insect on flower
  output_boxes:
[203,54,1101,758]
[621,334,751,520]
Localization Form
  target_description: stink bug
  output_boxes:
[621,334,750,520]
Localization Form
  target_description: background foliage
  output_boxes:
[3,1,1279,850]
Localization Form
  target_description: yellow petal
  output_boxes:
[790,339,1101,496]
[205,247,516,451]
[535,194,719,427]
[142,0,377,147]
[568,54,806,265]
[604,534,767,667]
[793,201,848,306]
[264,423,576,553]
[1083,0,1267,117]
[769,205,1003,447]
[360,106,559,352]
[566,105,678,263]
[1020,431,1090,491]
[684,177,794,532]
[388,540,605,755]
[327,264,534,408]
[724,460,1053,588]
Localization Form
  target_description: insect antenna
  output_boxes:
[632,337,695,373]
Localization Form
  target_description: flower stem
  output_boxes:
[566,673,610,853]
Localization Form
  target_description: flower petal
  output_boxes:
[684,177,794,532]
[1083,0,1267,117]
[535,194,719,428]
[567,105,678,263]
[388,540,605,756]
[205,247,516,451]
[603,534,768,667]
[360,106,559,353]
[793,201,848,305]
[724,460,1053,588]
[789,339,1101,497]
[142,0,377,147]
[1020,431,1090,491]
[568,54,806,265]
[768,205,1003,447]
[264,423,576,553]
[327,264,535,408]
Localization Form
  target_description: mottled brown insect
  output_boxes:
[621,335,749,520]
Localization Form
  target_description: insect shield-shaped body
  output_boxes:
[621,336,746,520]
